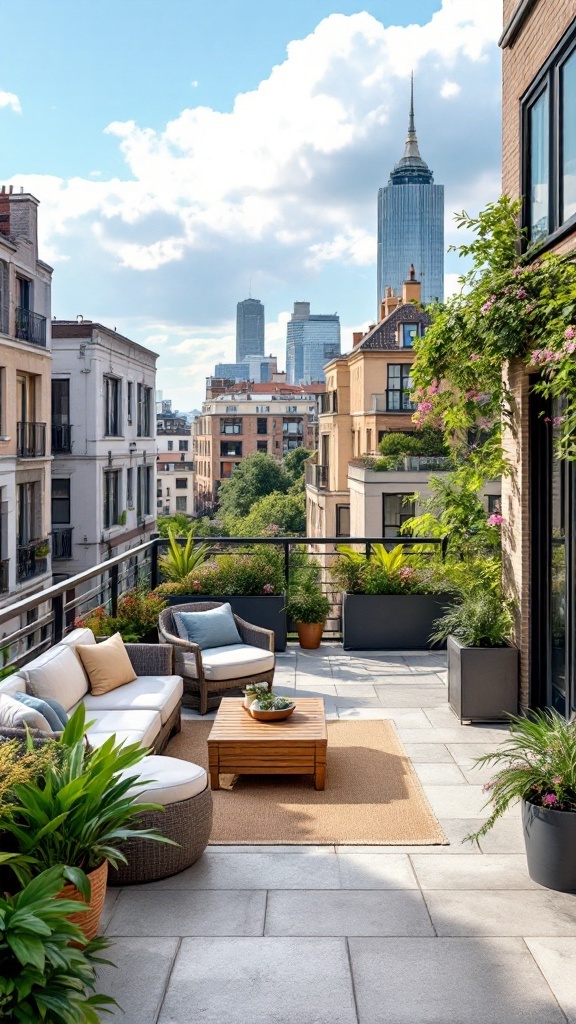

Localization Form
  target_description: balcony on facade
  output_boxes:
[15,307,47,348]
[305,463,328,489]
[17,422,46,458]
[372,391,417,413]
[51,423,72,454]
[17,539,49,582]
[52,527,73,560]
[362,455,454,472]
[320,391,338,414]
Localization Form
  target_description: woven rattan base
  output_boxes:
[108,785,213,886]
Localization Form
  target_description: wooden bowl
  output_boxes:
[250,703,296,722]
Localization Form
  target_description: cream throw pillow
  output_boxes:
[76,632,137,696]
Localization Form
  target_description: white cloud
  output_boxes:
[0,91,21,114]
[440,80,461,98]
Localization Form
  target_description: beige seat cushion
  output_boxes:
[118,754,207,806]
[21,644,89,712]
[82,674,183,725]
[76,632,137,696]
[78,707,161,750]
[182,643,274,682]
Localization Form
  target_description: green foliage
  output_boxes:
[283,448,314,483]
[285,568,330,625]
[218,452,290,520]
[1,706,172,888]
[332,543,436,596]
[0,866,117,1023]
[227,490,306,538]
[252,693,294,711]
[467,711,576,844]
[159,527,211,582]
[157,514,224,538]
[75,588,167,642]
[430,590,514,648]
[155,547,286,597]
[377,429,448,458]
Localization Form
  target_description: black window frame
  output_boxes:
[178,439,189,451]
[104,376,121,437]
[136,464,152,519]
[521,19,576,248]
[382,492,416,537]
[103,469,120,529]
[336,504,350,538]
[51,478,71,525]
[257,417,268,435]
[137,384,152,437]
[175,478,188,489]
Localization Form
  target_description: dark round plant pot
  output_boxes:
[522,799,576,892]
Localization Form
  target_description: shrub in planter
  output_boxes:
[286,584,331,650]
[431,589,517,722]
[0,865,117,1022]
[467,711,576,891]
[75,588,167,642]
[158,527,211,582]
[155,547,285,598]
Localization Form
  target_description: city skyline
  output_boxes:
[0,0,502,411]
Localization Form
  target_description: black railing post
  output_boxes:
[53,593,64,644]
[284,540,291,593]
[65,588,76,632]
[150,534,160,589]
[110,564,119,616]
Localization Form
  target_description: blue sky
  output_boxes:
[1,0,502,410]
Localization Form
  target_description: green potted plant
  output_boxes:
[75,587,167,642]
[0,864,117,1022]
[158,527,211,581]
[156,547,288,650]
[286,583,330,650]
[243,682,269,709]
[0,706,171,940]
[467,710,576,892]
[430,589,518,722]
[332,543,451,650]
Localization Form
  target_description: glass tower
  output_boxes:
[377,78,444,309]
[286,302,341,384]
[236,298,265,362]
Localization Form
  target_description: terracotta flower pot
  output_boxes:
[59,860,108,941]
[296,621,324,649]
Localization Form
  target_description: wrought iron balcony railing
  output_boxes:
[52,527,73,560]
[15,307,47,347]
[51,423,72,453]
[17,422,46,458]
[17,539,49,582]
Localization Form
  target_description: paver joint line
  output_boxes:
[345,936,361,1024]
[154,935,182,1024]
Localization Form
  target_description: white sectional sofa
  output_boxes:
[0,627,183,752]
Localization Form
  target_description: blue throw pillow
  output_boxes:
[176,604,242,651]
[15,692,68,732]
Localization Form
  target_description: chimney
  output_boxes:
[402,264,421,305]
[6,192,39,260]
[0,185,11,237]
[352,331,364,347]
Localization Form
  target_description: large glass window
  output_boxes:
[562,49,576,223]
[257,418,267,435]
[51,479,70,524]
[386,365,415,411]
[137,384,152,437]
[136,465,152,518]
[220,440,242,457]
[220,418,242,435]
[104,377,121,436]
[401,323,419,348]
[529,90,549,242]
[382,493,415,537]
[336,504,350,537]
[103,470,120,528]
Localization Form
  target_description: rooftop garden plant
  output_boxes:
[430,589,514,649]
[158,527,211,582]
[155,546,285,597]
[75,587,167,642]
[332,542,439,596]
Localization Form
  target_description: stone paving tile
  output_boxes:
[424,890,576,936]
[412,854,543,890]
[129,852,341,890]
[348,937,567,1024]
[395,727,511,745]
[336,852,418,889]
[333,683,377,698]
[421,784,494,819]
[100,889,120,932]
[337,708,431,726]
[95,937,179,1024]
[446,741,510,763]
[207,844,336,854]
[375,685,448,707]
[525,938,576,1023]
[413,762,468,785]
[402,742,454,763]
[105,890,267,937]
[158,937,357,1024]
[293,680,338,694]
[477,816,526,855]
[265,889,434,936]
[403,655,448,673]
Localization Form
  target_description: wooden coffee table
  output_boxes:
[207,698,327,790]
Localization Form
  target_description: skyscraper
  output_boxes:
[286,302,341,385]
[236,298,265,362]
[377,77,444,309]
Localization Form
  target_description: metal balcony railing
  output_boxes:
[17,540,49,582]
[312,464,328,489]
[52,527,73,560]
[0,559,8,593]
[51,423,72,453]
[17,422,46,458]
[15,307,47,347]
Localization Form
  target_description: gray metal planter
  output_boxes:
[341,592,452,650]
[447,634,518,722]
[522,799,576,892]
[166,594,287,651]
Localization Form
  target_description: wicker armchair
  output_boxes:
[158,601,275,714]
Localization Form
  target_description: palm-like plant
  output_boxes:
[0,865,117,1023]
[158,527,211,582]
[336,542,409,573]
[467,710,576,844]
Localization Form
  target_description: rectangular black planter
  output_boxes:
[341,592,452,650]
[447,634,519,722]
[166,594,287,651]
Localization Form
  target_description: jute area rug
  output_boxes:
[166,719,447,846]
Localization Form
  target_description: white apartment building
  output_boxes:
[51,320,158,577]
[0,187,53,605]
[157,414,194,518]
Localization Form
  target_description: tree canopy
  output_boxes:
[217,452,290,520]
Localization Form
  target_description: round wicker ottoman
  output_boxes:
[108,756,213,886]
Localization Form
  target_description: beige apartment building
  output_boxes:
[0,187,53,604]
[193,380,323,514]
[500,0,576,715]
[157,409,194,517]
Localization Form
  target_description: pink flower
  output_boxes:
[192,579,202,591]
[428,379,440,396]
[552,776,563,785]
[553,416,565,426]
[512,267,522,276]
[564,341,576,355]
[481,300,494,315]
[544,416,552,423]
[470,353,479,361]
[417,400,433,414]
[564,326,575,340]
[465,390,481,402]
[543,793,558,805]
[476,416,492,430]
[487,513,505,527]
[398,567,415,580]
[263,583,275,594]
[517,287,528,300]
